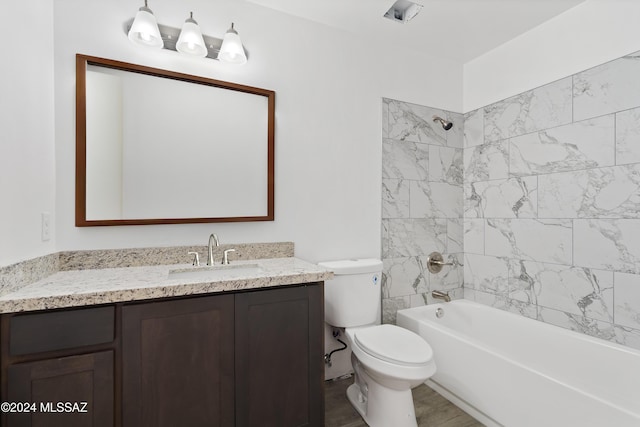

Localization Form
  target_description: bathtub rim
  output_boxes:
[397,299,640,422]
[397,299,640,357]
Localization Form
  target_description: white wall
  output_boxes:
[464,0,640,112]
[52,0,462,263]
[7,0,640,265]
[0,0,56,266]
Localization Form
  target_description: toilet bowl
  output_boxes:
[348,324,435,387]
[318,259,436,427]
[344,324,435,427]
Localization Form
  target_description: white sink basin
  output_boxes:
[168,264,262,281]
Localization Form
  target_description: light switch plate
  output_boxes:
[41,212,51,241]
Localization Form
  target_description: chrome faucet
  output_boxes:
[432,290,451,302]
[207,233,219,266]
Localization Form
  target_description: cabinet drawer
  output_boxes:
[9,306,115,355]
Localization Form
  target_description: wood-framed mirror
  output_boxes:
[76,54,274,226]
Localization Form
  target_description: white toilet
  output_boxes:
[318,259,436,427]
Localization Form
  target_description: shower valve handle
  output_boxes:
[427,252,453,274]
[429,259,453,266]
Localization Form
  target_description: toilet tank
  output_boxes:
[318,259,383,328]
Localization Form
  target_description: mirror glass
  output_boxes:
[76,55,275,226]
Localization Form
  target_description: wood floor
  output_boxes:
[324,376,484,427]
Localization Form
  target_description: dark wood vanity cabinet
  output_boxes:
[235,284,324,427]
[6,351,115,427]
[1,283,324,427]
[122,284,324,427]
[121,294,235,427]
[0,306,116,427]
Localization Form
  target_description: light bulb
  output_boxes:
[176,12,207,57]
[128,1,163,48]
[218,23,247,64]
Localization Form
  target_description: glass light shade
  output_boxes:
[176,14,207,57]
[128,6,163,48]
[218,24,247,64]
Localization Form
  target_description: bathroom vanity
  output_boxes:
[0,256,331,427]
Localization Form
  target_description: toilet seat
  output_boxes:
[353,324,433,366]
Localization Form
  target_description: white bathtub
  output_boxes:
[396,300,640,427]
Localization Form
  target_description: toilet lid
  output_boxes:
[354,324,433,366]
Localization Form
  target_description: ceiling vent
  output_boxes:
[384,0,423,24]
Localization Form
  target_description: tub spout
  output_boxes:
[432,290,451,302]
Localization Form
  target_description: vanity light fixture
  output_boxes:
[127,0,163,48]
[125,3,248,64]
[219,23,248,65]
[176,12,207,57]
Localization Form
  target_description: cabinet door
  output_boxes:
[235,284,324,427]
[6,351,114,427]
[122,295,234,427]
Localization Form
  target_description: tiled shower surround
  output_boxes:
[381,99,464,324]
[382,50,640,350]
[464,50,640,350]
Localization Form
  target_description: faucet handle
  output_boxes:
[188,251,200,266]
[222,249,236,265]
[426,251,454,274]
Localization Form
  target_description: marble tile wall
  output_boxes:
[381,98,464,324]
[463,50,640,350]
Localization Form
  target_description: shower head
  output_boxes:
[433,116,453,131]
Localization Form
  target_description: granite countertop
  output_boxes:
[0,257,333,314]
